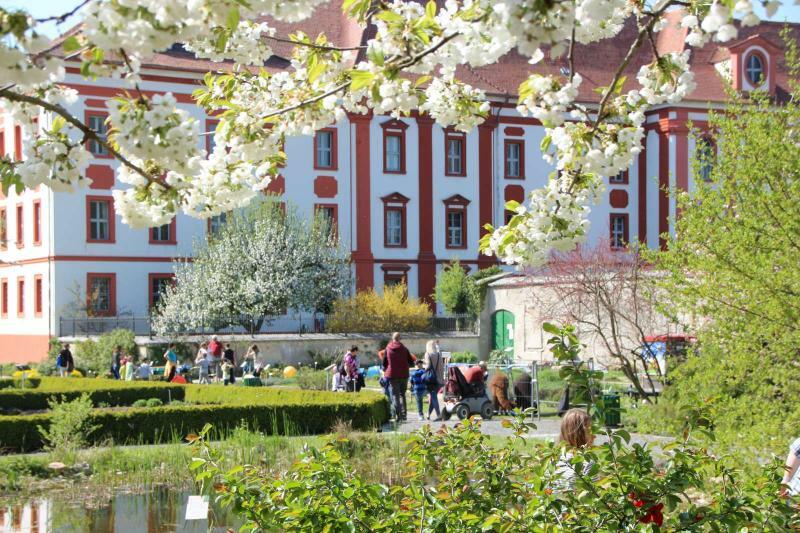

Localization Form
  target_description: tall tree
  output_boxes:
[152,201,350,335]
[649,58,800,457]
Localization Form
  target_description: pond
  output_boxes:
[0,488,241,532]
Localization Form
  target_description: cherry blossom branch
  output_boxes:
[33,0,91,24]
[0,87,157,187]
[266,35,366,52]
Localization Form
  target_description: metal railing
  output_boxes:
[59,313,479,337]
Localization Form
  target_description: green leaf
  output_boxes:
[226,6,240,31]
[349,70,374,91]
[425,0,437,19]
[62,35,81,53]
[542,322,561,335]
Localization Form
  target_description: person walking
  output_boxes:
[57,343,73,377]
[243,344,258,375]
[110,345,122,380]
[410,360,427,420]
[208,335,223,382]
[383,332,414,421]
[423,340,445,420]
[223,343,236,385]
[343,346,360,392]
[195,342,210,384]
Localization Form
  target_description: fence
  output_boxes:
[59,313,478,338]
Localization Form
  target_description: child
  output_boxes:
[221,358,233,386]
[138,358,152,380]
[124,356,135,381]
[196,343,210,384]
[553,409,595,493]
[331,365,344,391]
[410,360,428,421]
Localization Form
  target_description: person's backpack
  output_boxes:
[55,353,63,368]
[422,354,441,388]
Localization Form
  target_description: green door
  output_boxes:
[491,310,515,353]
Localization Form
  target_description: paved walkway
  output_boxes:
[381,416,670,448]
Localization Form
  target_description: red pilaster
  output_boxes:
[477,118,497,268]
[637,143,647,245]
[349,113,374,290]
[416,115,436,307]
[657,127,669,250]
[674,110,689,223]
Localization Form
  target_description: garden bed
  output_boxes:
[0,384,389,453]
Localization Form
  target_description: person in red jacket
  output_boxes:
[462,361,487,386]
[383,332,415,421]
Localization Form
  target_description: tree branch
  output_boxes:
[0,88,157,187]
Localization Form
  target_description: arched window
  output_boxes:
[745,52,765,86]
[696,137,715,183]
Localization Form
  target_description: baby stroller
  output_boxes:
[441,366,494,420]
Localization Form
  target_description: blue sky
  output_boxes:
[3,0,800,37]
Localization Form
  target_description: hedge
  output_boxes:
[0,377,185,411]
[0,388,389,452]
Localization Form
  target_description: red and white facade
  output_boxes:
[0,12,795,362]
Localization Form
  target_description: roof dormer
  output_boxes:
[728,34,781,95]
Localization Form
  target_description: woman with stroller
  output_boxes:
[423,340,444,420]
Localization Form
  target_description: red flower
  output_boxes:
[639,503,664,527]
[633,499,645,508]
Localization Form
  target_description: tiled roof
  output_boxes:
[52,4,800,102]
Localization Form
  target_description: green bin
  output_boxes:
[603,393,621,427]
[243,376,263,387]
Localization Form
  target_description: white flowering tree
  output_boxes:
[0,0,778,267]
[151,200,350,335]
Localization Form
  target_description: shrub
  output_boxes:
[295,369,329,390]
[449,351,477,363]
[0,377,184,411]
[75,329,137,375]
[132,399,148,407]
[37,393,98,464]
[145,398,163,407]
[436,261,503,315]
[11,370,41,389]
[0,378,13,390]
[327,284,431,333]
[0,388,388,452]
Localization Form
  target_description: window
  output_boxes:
[385,134,403,172]
[148,274,174,309]
[87,273,116,316]
[0,207,6,250]
[504,140,524,179]
[745,52,765,86]
[15,203,22,248]
[382,264,410,290]
[610,170,628,184]
[1,279,7,317]
[32,200,41,245]
[150,218,176,245]
[86,112,110,156]
[14,125,21,161]
[696,137,715,182]
[86,196,115,243]
[34,275,42,317]
[382,192,409,248]
[381,119,408,174]
[610,213,629,250]
[16,277,24,317]
[208,212,228,236]
[314,129,337,170]
[445,131,466,176]
[315,204,338,239]
[443,194,470,249]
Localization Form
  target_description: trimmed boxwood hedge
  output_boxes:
[0,387,389,452]
[0,377,185,411]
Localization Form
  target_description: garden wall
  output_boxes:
[58,332,480,366]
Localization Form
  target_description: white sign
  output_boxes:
[185,495,209,521]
